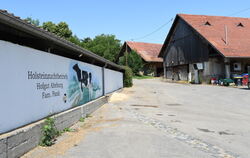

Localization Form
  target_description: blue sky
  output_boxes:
[2,0,250,44]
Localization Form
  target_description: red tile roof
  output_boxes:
[178,14,250,57]
[126,41,163,62]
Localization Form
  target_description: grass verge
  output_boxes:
[133,75,154,79]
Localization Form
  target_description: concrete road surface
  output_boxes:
[23,79,250,158]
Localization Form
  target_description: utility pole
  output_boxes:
[125,42,128,66]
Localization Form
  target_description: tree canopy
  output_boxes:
[81,34,121,62]
[119,50,144,75]
[42,21,72,39]
[25,17,40,26]
[24,17,122,62]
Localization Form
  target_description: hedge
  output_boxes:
[123,66,133,87]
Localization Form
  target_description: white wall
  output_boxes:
[104,68,123,94]
[203,58,224,77]
[0,40,122,134]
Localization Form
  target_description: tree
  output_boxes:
[25,17,122,62]
[82,37,92,43]
[42,21,57,33]
[42,21,72,39]
[69,35,81,46]
[25,17,40,26]
[81,34,121,62]
[55,22,72,39]
[119,50,144,75]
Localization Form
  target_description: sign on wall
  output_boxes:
[0,40,103,134]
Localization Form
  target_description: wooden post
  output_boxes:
[163,61,167,78]
[224,58,230,78]
[125,43,128,66]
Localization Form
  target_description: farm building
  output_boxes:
[0,9,125,158]
[0,9,124,134]
[116,41,163,76]
[159,14,250,83]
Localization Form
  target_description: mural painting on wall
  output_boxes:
[67,61,101,107]
[0,40,108,134]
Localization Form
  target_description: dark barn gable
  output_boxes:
[164,19,210,67]
[160,14,250,83]
[161,15,221,81]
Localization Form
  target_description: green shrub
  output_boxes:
[40,117,59,146]
[62,127,74,132]
[119,51,144,75]
[123,66,133,87]
[79,117,85,122]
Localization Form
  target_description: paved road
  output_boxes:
[23,79,250,158]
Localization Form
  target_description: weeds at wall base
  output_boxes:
[40,116,86,146]
[39,117,60,147]
[79,117,85,122]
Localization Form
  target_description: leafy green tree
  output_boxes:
[82,34,121,62]
[80,37,92,48]
[25,17,122,62]
[69,35,81,46]
[42,21,57,33]
[82,37,92,43]
[25,17,40,26]
[55,22,72,38]
[42,21,72,39]
[119,50,144,75]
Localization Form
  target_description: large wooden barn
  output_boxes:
[159,14,250,83]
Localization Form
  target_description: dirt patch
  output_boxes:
[124,90,135,94]
[130,105,158,108]
[109,92,128,102]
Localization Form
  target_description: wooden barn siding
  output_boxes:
[164,19,209,67]
[166,65,188,80]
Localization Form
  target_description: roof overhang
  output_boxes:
[117,41,163,63]
[0,10,124,72]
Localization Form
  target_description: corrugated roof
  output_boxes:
[178,14,250,58]
[0,10,124,71]
[126,41,163,62]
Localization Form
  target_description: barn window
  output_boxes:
[237,22,244,27]
[204,21,211,26]
[233,63,241,71]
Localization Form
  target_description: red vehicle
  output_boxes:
[242,74,249,86]
[248,67,250,88]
